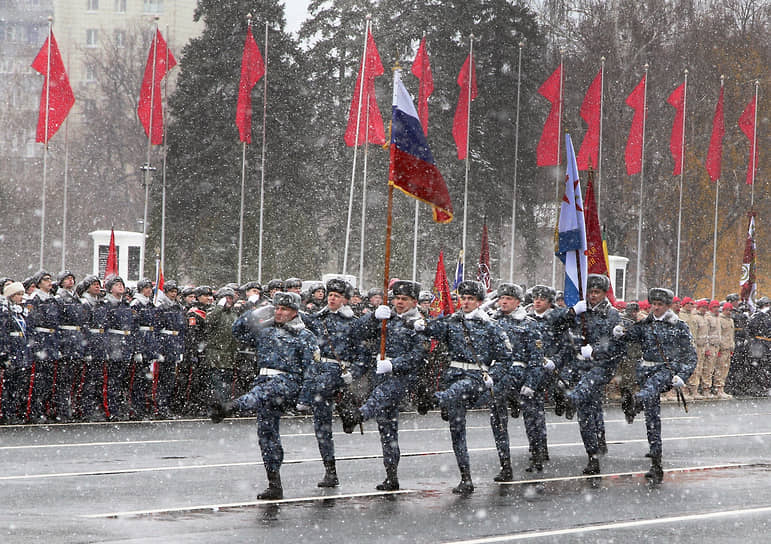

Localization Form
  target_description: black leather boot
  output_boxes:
[525,449,544,473]
[645,455,664,484]
[376,464,400,491]
[493,459,513,482]
[582,454,600,475]
[452,467,474,494]
[317,460,339,488]
[257,469,283,500]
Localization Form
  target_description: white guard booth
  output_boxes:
[89,230,145,289]
[608,254,629,302]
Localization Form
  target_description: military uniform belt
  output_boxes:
[320,357,346,365]
[449,360,491,371]
[9,332,23,337]
[108,329,132,336]
[34,327,55,333]
[89,328,105,334]
[238,349,256,355]
[59,325,81,331]
[640,359,665,367]
[259,368,285,376]
[511,361,526,367]
[160,329,179,336]
[138,326,154,332]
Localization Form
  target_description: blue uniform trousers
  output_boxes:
[567,367,613,456]
[435,373,488,471]
[301,361,344,463]
[488,364,523,467]
[636,365,673,457]
[360,376,409,468]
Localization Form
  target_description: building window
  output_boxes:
[143,0,163,14]
[114,29,126,47]
[87,0,98,11]
[128,246,141,281]
[86,28,98,47]
[114,0,126,12]
[85,63,97,82]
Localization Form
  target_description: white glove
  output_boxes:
[580,344,594,360]
[573,300,588,315]
[341,371,353,385]
[295,403,311,412]
[375,305,392,320]
[672,375,685,389]
[134,353,143,364]
[248,294,260,304]
[543,358,555,372]
[483,373,494,389]
[376,356,393,374]
[612,324,626,339]
[520,385,535,398]
[413,318,426,332]
[217,297,227,307]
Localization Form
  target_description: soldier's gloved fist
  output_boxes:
[295,403,311,412]
[671,375,685,389]
[612,324,626,338]
[376,356,393,374]
[248,294,260,304]
[375,305,392,320]
[341,371,353,385]
[573,300,588,315]
[483,373,494,389]
[413,318,426,332]
[134,353,143,364]
[520,385,535,398]
[543,358,555,372]
[580,344,594,360]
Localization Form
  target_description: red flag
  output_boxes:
[537,63,562,166]
[236,26,265,144]
[584,170,616,304]
[706,85,725,182]
[452,53,478,160]
[104,229,118,280]
[31,30,74,143]
[740,212,756,304]
[739,94,758,185]
[411,37,433,137]
[667,82,686,176]
[431,251,455,317]
[137,29,177,145]
[344,28,385,147]
[625,73,647,176]
[153,266,165,305]
[476,221,491,292]
[577,68,602,170]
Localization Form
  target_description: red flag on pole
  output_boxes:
[452,53,478,160]
[137,29,177,145]
[476,220,491,292]
[738,94,758,185]
[431,251,455,317]
[584,170,616,304]
[706,84,725,182]
[577,68,602,170]
[31,30,74,143]
[536,63,562,166]
[344,28,385,147]
[236,25,265,144]
[411,36,433,137]
[625,73,647,176]
[104,229,118,280]
[740,212,756,304]
[667,82,686,176]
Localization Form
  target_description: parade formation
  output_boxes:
[2,269,766,500]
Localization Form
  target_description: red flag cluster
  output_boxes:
[536,64,563,166]
[576,69,602,170]
[431,251,455,317]
[667,82,686,176]
[411,37,433,137]
[137,29,177,145]
[32,30,74,143]
[738,94,759,185]
[344,27,385,147]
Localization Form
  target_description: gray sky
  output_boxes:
[283,0,311,35]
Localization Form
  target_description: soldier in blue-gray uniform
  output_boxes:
[103,275,136,420]
[154,281,185,418]
[297,278,360,488]
[493,283,547,475]
[616,287,697,484]
[421,280,513,494]
[348,280,427,491]
[0,282,30,424]
[54,270,87,421]
[556,274,622,475]
[129,279,160,418]
[26,270,61,421]
[211,291,318,500]
[78,275,109,421]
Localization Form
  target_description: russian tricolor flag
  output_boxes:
[557,134,588,306]
[388,69,453,223]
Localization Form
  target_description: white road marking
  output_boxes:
[442,504,771,543]
[81,489,419,518]
[0,439,189,451]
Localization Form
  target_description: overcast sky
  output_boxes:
[283,0,311,35]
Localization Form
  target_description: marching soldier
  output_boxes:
[618,288,697,484]
[77,275,109,421]
[211,291,319,500]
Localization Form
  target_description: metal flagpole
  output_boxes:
[141,17,160,281]
[750,80,759,208]
[461,35,473,279]
[412,201,419,281]
[508,41,524,282]
[343,17,370,277]
[358,105,370,286]
[711,75,724,300]
[61,110,70,271]
[39,17,52,270]
[675,69,688,297]
[551,50,563,288]
[257,21,269,284]
[160,24,170,274]
[237,15,253,285]
[634,63,649,300]
[597,56,605,220]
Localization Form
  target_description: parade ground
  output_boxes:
[2,397,771,543]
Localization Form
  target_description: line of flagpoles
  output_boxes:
[31,15,763,301]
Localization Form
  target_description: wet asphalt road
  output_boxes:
[2,397,771,543]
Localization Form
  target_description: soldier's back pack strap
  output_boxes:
[650,323,688,413]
